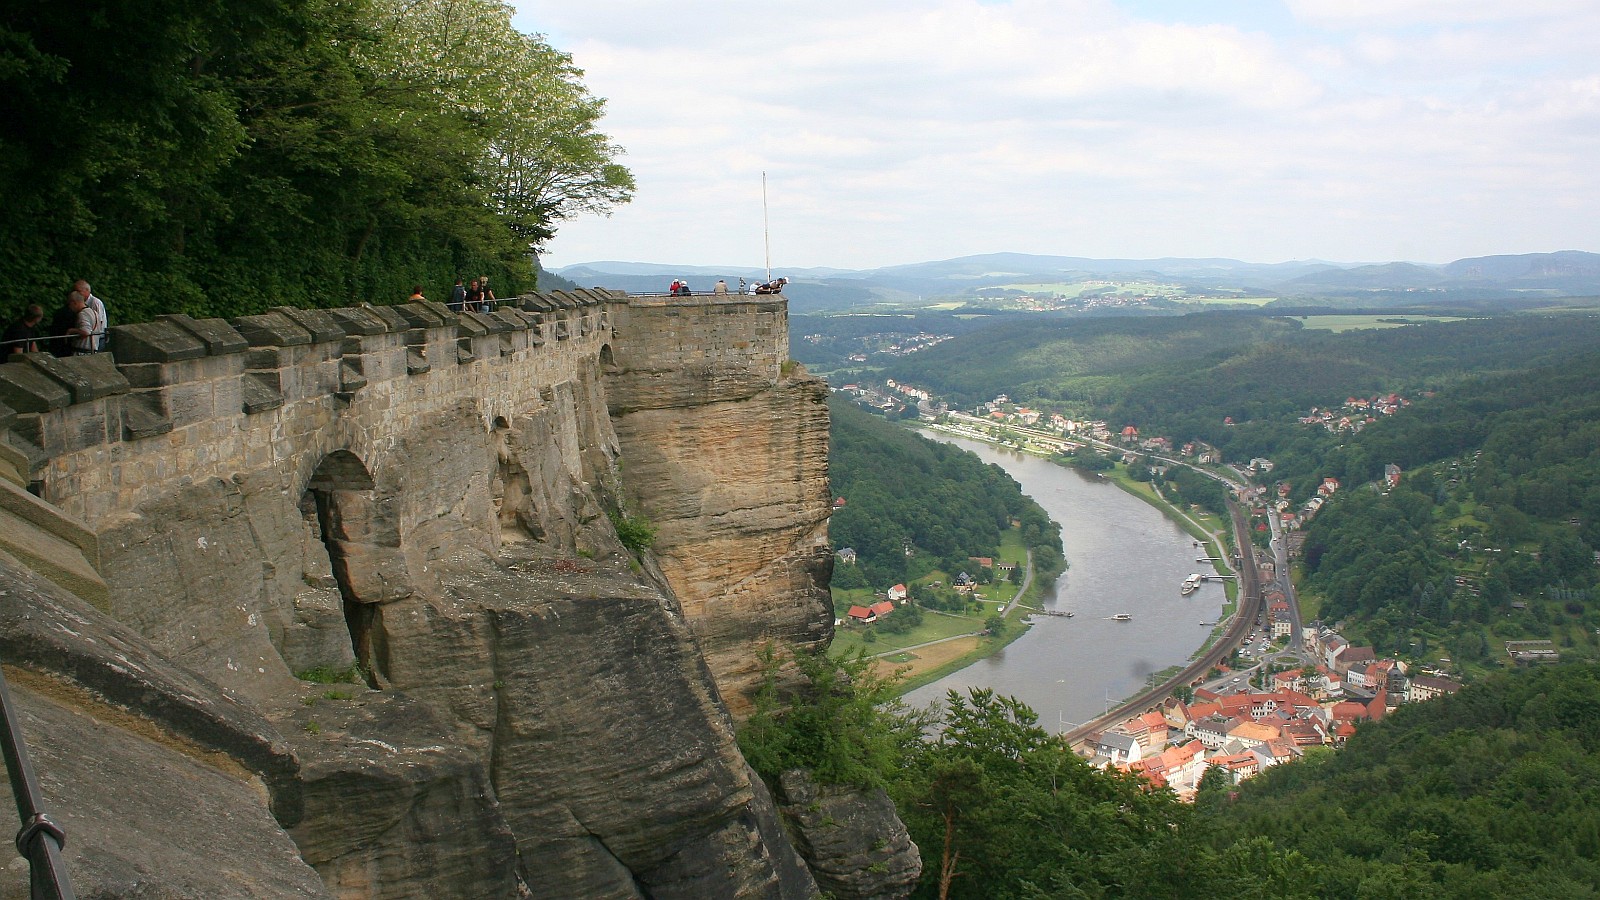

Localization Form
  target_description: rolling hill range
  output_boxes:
[555,250,1600,312]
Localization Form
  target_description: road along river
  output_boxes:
[902,435,1224,734]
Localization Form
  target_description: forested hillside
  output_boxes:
[0,0,631,321]
[1293,351,1600,665]
[883,313,1301,405]
[828,396,1062,587]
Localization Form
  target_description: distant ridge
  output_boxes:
[555,250,1600,311]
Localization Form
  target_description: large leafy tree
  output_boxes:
[0,0,630,321]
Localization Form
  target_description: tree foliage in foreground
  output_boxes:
[0,0,632,321]
[744,653,1600,897]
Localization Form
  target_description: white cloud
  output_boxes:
[513,0,1600,268]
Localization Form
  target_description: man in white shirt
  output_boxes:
[67,290,104,355]
[73,279,107,350]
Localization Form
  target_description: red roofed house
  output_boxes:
[886,584,908,602]
[847,605,876,623]
[869,600,895,618]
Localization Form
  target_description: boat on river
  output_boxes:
[1180,573,1203,595]
[1111,613,1132,621]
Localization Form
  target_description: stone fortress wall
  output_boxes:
[0,289,841,898]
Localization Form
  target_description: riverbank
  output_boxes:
[884,563,1054,694]
[841,423,1228,701]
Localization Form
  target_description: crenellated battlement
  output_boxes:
[0,288,658,522]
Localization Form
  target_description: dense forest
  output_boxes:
[828,396,1062,589]
[743,653,1600,897]
[0,0,631,321]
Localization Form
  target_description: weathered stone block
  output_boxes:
[273,306,346,344]
[106,321,208,363]
[233,311,313,347]
[23,351,129,405]
[161,314,249,355]
[243,372,285,414]
[0,358,72,413]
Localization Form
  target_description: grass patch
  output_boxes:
[296,663,364,685]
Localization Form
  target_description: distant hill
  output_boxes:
[555,250,1600,312]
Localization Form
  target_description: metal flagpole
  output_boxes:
[763,171,771,282]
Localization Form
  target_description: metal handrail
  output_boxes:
[0,665,74,899]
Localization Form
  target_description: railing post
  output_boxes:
[0,665,75,899]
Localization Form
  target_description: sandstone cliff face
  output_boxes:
[607,299,834,716]
[0,294,832,898]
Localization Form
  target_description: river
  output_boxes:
[902,434,1224,733]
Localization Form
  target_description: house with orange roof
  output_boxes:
[846,605,876,624]
[886,584,908,601]
[1227,721,1281,749]
[1209,752,1260,784]
[869,600,895,618]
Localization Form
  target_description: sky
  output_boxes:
[511,0,1600,271]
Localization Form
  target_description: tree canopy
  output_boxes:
[0,0,631,322]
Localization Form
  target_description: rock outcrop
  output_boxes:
[607,298,834,716]
[776,770,922,900]
[0,292,841,897]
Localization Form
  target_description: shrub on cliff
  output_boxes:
[609,510,657,553]
[738,645,926,790]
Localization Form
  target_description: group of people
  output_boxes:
[446,276,496,313]
[4,279,108,357]
[665,276,787,296]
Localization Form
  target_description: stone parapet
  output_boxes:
[0,291,623,524]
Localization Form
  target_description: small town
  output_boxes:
[1087,621,1464,799]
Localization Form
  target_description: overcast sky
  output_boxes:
[511,1,1600,271]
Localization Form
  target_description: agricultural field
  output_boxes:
[1291,314,1473,332]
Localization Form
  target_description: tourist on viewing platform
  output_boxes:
[48,291,79,356]
[714,279,728,294]
[3,304,44,355]
[738,277,747,294]
[479,276,495,311]
[66,289,103,355]
[74,279,108,350]
[409,285,426,302]
[465,278,484,312]
[449,277,467,311]
[671,279,692,296]
[754,277,788,295]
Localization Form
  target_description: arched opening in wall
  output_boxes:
[304,449,411,689]
[489,416,543,546]
[599,343,617,374]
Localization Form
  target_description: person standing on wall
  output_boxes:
[3,305,44,354]
[714,279,728,294]
[66,290,103,355]
[73,279,108,350]
[449,277,467,312]
[479,276,495,312]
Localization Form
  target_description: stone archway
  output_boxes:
[304,449,413,687]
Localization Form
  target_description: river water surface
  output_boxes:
[902,434,1224,733]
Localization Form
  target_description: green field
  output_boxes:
[1291,314,1473,332]
[1180,296,1278,307]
